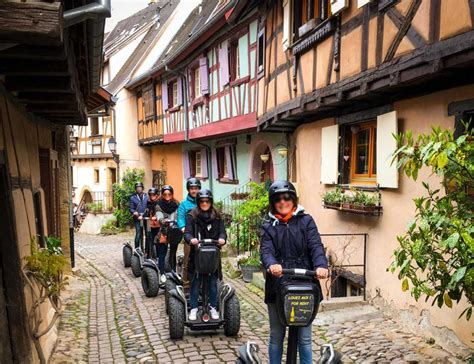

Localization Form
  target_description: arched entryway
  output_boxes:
[251,141,275,184]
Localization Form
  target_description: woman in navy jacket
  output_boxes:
[260,181,328,364]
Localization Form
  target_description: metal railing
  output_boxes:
[219,179,252,219]
[87,191,114,212]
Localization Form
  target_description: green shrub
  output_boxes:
[113,168,145,228]
[389,124,473,320]
[86,202,103,214]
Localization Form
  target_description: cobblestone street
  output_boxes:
[50,233,462,363]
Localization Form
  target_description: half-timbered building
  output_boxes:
[128,0,287,201]
[0,0,109,361]
[257,0,474,349]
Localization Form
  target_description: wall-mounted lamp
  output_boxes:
[277,146,288,158]
[260,153,270,163]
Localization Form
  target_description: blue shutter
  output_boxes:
[177,77,183,105]
[199,57,209,95]
[161,81,168,111]
[201,148,208,178]
[211,148,219,180]
[183,149,190,179]
[225,146,234,180]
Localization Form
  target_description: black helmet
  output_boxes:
[186,177,201,191]
[268,180,297,202]
[135,182,144,189]
[148,187,158,195]
[196,189,213,203]
[161,185,174,194]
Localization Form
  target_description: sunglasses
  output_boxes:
[274,194,293,203]
[199,199,211,204]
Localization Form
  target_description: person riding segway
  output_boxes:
[260,180,329,364]
[123,182,148,268]
[176,177,201,288]
[140,188,165,296]
[167,189,240,339]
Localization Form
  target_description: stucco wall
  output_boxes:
[115,88,151,186]
[293,85,474,348]
[150,143,184,200]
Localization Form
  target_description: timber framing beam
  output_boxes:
[0,2,63,46]
[258,30,474,132]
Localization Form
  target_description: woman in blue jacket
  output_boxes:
[260,181,328,364]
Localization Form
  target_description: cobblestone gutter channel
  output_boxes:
[51,234,468,363]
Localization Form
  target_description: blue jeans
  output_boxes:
[134,220,143,249]
[190,272,218,309]
[267,303,313,364]
[156,240,167,274]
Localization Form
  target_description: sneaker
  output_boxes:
[160,274,166,284]
[210,307,219,320]
[189,308,198,321]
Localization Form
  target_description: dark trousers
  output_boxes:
[134,220,143,249]
[156,242,167,273]
[168,241,179,272]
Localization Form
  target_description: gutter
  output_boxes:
[63,0,112,92]
[125,0,238,90]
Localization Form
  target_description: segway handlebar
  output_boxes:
[267,268,316,277]
[199,239,220,245]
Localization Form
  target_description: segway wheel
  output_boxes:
[164,248,171,273]
[141,267,159,297]
[165,279,176,315]
[223,294,240,336]
[123,245,132,268]
[168,296,185,339]
[130,255,142,278]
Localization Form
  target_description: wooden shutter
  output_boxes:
[320,125,339,184]
[177,77,183,105]
[211,148,219,180]
[219,40,230,89]
[183,149,191,179]
[161,81,169,111]
[201,148,209,179]
[282,0,292,51]
[39,149,60,237]
[376,111,398,188]
[225,146,235,180]
[330,0,348,15]
[199,57,209,95]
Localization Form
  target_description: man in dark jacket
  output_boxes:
[260,180,328,364]
[129,182,148,249]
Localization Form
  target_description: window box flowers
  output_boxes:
[322,187,382,216]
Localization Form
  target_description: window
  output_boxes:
[230,41,240,81]
[350,122,377,182]
[94,168,100,184]
[294,0,331,39]
[186,149,208,179]
[143,88,154,119]
[194,67,201,98]
[215,145,237,182]
[167,80,179,108]
[320,110,398,188]
[90,117,99,136]
[257,27,265,76]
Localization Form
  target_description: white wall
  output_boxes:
[114,88,152,187]
[72,161,110,204]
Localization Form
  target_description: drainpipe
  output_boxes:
[165,65,213,190]
[63,0,111,27]
[63,0,112,91]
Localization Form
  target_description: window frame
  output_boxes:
[230,40,240,82]
[215,144,238,184]
[195,150,202,177]
[349,121,377,184]
[94,168,100,184]
[90,117,99,136]
[142,87,154,121]
[294,0,332,41]
[194,67,201,99]
[257,26,266,79]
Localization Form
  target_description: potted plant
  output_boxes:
[322,188,343,208]
[341,193,354,209]
[237,253,261,283]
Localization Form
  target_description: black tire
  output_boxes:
[165,279,177,315]
[131,255,142,278]
[224,294,240,337]
[168,296,185,339]
[164,247,171,273]
[123,245,132,268]
[141,267,159,297]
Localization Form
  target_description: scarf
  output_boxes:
[158,198,178,215]
[196,210,213,226]
[273,207,297,224]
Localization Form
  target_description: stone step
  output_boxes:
[320,296,368,311]
[315,304,384,326]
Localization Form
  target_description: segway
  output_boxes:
[122,241,133,267]
[276,268,321,364]
[163,220,183,273]
[167,239,240,339]
[130,215,148,278]
[235,341,262,364]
